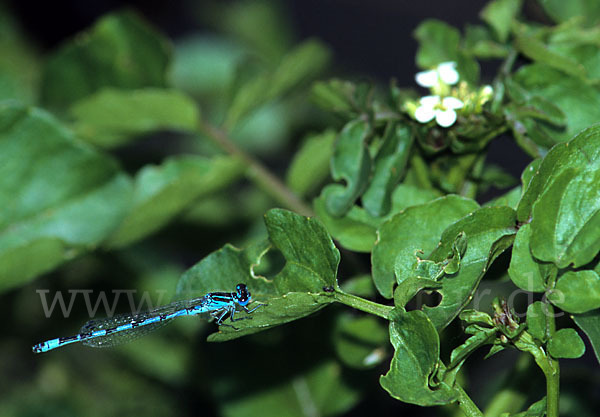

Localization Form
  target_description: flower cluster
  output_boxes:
[404,61,493,128]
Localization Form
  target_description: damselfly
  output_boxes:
[32,283,263,353]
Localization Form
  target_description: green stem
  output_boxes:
[531,347,560,417]
[514,332,560,417]
[333,290,393,320]
[544,356,560,417]
[455,384,484,417]
[199,121,314,217]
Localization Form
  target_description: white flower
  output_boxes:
[415,61,460,88]
[414,95,464,127]
[481,85,493,97]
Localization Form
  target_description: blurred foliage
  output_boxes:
[1,0,600,417]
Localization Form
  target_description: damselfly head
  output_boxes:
[235,283,250,305]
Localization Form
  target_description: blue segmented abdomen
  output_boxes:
[80,296,211,348]
[31,296,212,352]
[31,285,259,353]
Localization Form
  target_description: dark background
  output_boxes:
[6,2,593,417]
[8,0,536,188]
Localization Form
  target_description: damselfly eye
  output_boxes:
[235,283,250,304]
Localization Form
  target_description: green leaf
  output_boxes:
[268,39,330,101]
[517,125,600,267]
[530,169,600,268]
[175,239,335,341]
[208,292,335,342]
[514,35,587,79]
[70,88,200,148]
[214,0,293,63]
[449,327,496,369]
[106,155,245,248]
[0,103,131,291]
[333,315,388,369]
[513,64,600,143]
[480,0,522,43]
[265,209,340,294]
[508,223,549,292]
[41,11,170,110]
[324,119,372,216]
[512,397,547,417]
[218,361,359,417]
[463,24,510,58]
[547,328,586,359]
[504,90,566,127]
[548,270,600,314]
[314,197,379,253]
[170,35,243,96]
[414,19,460,68]
[521,158,541,193]
[362,123,413,217]
[316,184,441,253]
[483,185,522,209]
[310,79,356,114]
[225,39,330,128]
[526,301,555,342]
[393,276,442,309]
[460,309,494,327]
[372,195,479,298]
[176,240,275,299]
[285,129,336,197]
[339,274,377,298]
[540,0,600,26]
[423,207,517,329]
[380,310,457,406]
[572,309,600,365]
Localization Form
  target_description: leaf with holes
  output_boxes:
[265,209,340,293]
[372,195,479,298]
[423,206,517,330]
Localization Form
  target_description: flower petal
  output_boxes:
[415,70,438,87]
[442,96,464,110]
[435,109,457,127]
[420,95,441,107]
[437,62,459,85]
[481,85,493,96]
[415,105,435,123]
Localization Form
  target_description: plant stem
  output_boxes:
[514,332,560,417]
[544,356,560,417]
[199,121,315,217]
[333,290,393,320]
[454,384,484,417]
